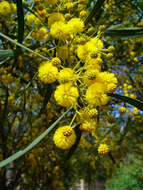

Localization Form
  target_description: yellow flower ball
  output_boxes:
[83,69,100,86]
[107,83,117,93]
[80,121,95,132]
[98,144,109,155]
[39,27,47,36]
[53,126,76,149]
[48,12,65,27]
[85,82,107,107]
[67,18,84,34]
[58,68,77,84]
[38,61,58,83]
[0,1,11,16]
[27,14,40,25]
[54,83,79,107]
[88,108,98,118]
[119,106,126,114]
[51,57,61,67]
[80,10,87,18]
[50,21,69,40]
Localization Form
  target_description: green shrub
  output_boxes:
[106,159,143,190]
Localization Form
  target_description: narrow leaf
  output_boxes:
[85,0,105,25]
[0,108,71,168]
[105,28,143,38]
[108,93,143,111]
[0,32,49,61]
[0,50,14,59]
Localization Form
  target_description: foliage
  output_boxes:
[106,159,143,190]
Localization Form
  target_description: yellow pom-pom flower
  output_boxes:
[80,10,87,18]
[77,37,103,61]
[119,106,126,114]
[98,144,109,155]
[48,12,65,27]
[80,121,95,132]
[58,68,77,84]
[67,18,84,34]
[38,61,58,83]
[0,1,11,16]
[54,83,79,107]
[97,72,117,91]
[27,14,40,25]
[107,83,117,93]
[88,108,98,118]
[77,44,88,61]
[10,3,17,13]
[85,37,104,59]
[83,69,100,86]
[85,82,107,107]
[53,126,76,149]
[50,21,69,40]
[51,57,61,67]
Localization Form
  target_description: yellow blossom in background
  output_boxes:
[44,0,57,5]
[80,121,96,132]
[119,106,126,114]
[88,108,98,118]
[53,126,76,149]
[0,1,11,16]
[133,107,139,115]
[98,144,109,155]
[27,13,40,25]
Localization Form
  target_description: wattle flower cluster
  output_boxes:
[37,11,117,149]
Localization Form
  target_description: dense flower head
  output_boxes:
[77,107,98,123]
[98,72,117,85]
[67,18,84,34]
[0,1,16,16]
[27,14,40,25]
[119,106,127,114]
[54,83,79,107]
[80,121,96,132]
[48,12,65,27]
[88,108,98,118]
[98,144,109,155]
[51,57,61,67]
[50,21,69,40]
[38,61,58,83]
[85,82,108,107]
[84,58,101,71]
[58,68,77,84]
[53,126,76,149]
[83,69,100,86]
[77,37,103,61]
